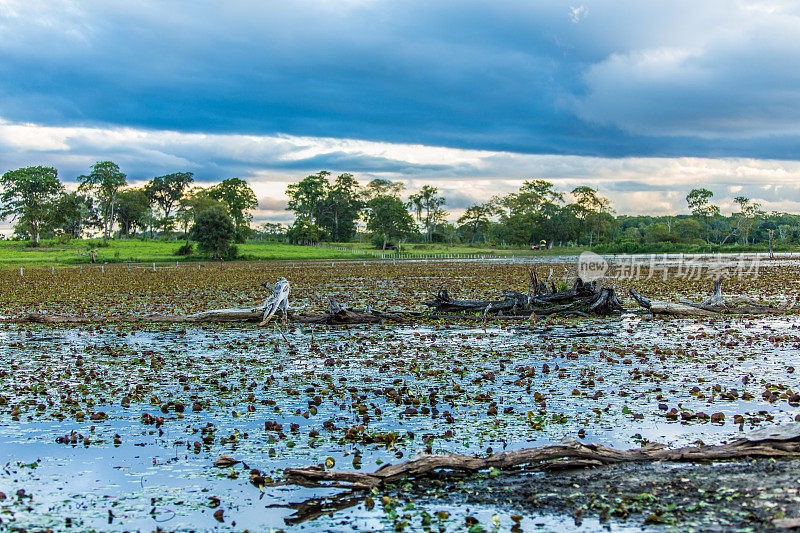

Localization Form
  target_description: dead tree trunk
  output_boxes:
[259,277,291,326]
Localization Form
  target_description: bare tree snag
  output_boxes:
[280,424,800,491]
[259,277,291,326]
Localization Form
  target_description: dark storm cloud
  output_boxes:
[3,1,800,160]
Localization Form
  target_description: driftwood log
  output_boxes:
[631,279,797,317]
[280,424,800,491]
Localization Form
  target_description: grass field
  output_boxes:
[0,238,368,266]
[0,239,583,266]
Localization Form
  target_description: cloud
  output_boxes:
[569,5,588,23]
[2,1,800,159]
[4,118,800,230]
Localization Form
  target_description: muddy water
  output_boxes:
[0,315,798,531]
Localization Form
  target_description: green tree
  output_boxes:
[366,195,416,250]
[319,173,363,241]
[78,161,127,245]
[489,180,571,246]
[51,192,95,240]
[408,185,448,241]
[570,186,613,246]
[259,222,287,240]
[206,178,258,241]
[191,205,236,259]
[286,171,331,226]
[175,187,223,243]
[686,188,720,243]
[287,219,327,245]
[724,196,765,245]
[643,222,678,244]
[116,188,151,238]
[144,171,194,234]
[0,165,63,244]
[673,217,704,243]
[361,178,405,201]
[458,204,493,244]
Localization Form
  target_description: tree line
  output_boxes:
[0,163,259,258]
[283,172,800,251]
[2,163,796,254]
[283,173,617,249]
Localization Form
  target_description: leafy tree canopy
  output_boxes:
[0,165,63,244]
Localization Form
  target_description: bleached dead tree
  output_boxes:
[258,277,291,326]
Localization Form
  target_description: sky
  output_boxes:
[2,0,800,226]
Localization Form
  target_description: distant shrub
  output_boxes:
[191,206,236,260]
[175,243,194,256]
[371,233,396,250]
[222,244,239,261]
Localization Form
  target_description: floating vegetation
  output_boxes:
[0,260,799,530]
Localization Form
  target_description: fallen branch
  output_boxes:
[280,424,800,490]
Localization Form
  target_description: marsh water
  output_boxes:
[1,314,798,531]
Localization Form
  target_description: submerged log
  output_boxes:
[281,424,800,491]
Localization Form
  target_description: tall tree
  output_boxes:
[319,173,363,241]
[408,185,448,241]
[366,195,415,250]
[206,178,258,241]
[191,205,236,259]
[722,196,765,245]
[361,178,405,201]
[0,166,63,244]
[175,187,223,243]
[116,188,151,238]
[570,186,613,246]
[489,180,569,246]
[286,171,331,226]
[144,171,194,234]
[686,188,720,244]
[51,192,95,240]
[78,161,127,245]
[458,204,493,244]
